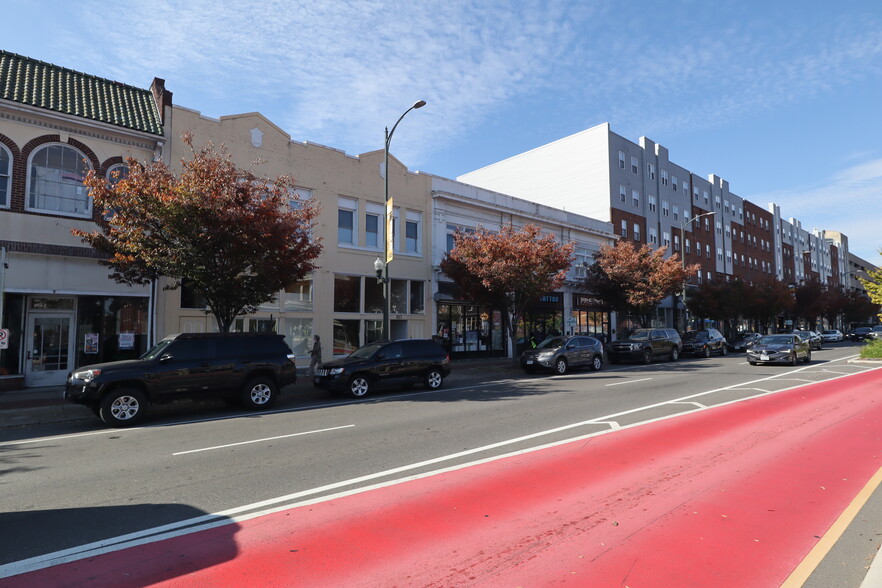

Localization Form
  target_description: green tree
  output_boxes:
[860,255,882,322]
[440,224,575,364]
[744,279,794,333]
[584,241,697,329]
[74,134,322,332]
[793,279,826,329]
[687,279,748,337]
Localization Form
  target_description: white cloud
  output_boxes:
[753,157,882,262]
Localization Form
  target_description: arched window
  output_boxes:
[106,163,129,186]
[0,144,10,208]
[27,143,92,217]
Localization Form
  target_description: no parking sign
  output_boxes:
[0,328,8,349]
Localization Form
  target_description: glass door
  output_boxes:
[25,314,75,387]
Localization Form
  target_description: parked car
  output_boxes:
[728,332,761,352]
[520,335,604,375]
[793,330,822,350]
[847,327,873,341]
[681,329,728,357]
[65,332,298,427]
[871,326,882,340]
[312,339,450,398]
[607,328,681,364]
[747,334,811,366]
[820,329,844,343]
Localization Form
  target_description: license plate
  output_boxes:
[526,360,534,365]
[760,354,769,361]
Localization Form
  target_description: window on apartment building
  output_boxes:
[0,144,10,208]
[633,223,640,241]
[405,211,421,254]
[693,187,699,202]
[365,213,379,248]
[695,240,701,254]
[726,251,732,264]
[648,195,657,212]
[649,227,658,245]
[717,248,723,261]
[725,226,731,239]
[620,185,627,202]
[716,221,722,235]
[685,238,691,254]
[631,156,638,174]
[647,163,655,180]
[27,143,93,217]
[739,208,743,219]
[707,271,712,281]
[715,196,721,210]
[632,190,640,208]
[662,201,669,216]
[673,205,679,221]
[663,231,670,247]
[705,244,711,259]
[703,190,709,204]
[704,218,710,231]
[337,197,358,245]
[620,220,628,237]
[672,176,678,192]
[619,151,626,168]
[697,269,703,284]
[661,170,668,186]
[724,200,730,214]
[673,234,680,251]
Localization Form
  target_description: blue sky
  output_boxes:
[6,0,882,262]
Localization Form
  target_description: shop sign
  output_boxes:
[480,313,489,321]
[119,332,135,350]
[84,333,99,354]
[573,294,605,309]
[537,293,562,305]
[0,328,8,350]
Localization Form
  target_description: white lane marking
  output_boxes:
[671,401,707,409]
[172,425,355,456]
[606,377,652,387]
[8,360,880,578]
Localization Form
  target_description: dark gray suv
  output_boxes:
[607,328,682,364]
[520,335,604,375]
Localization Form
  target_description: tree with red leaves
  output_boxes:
[74,134,322,332]
[440,224,575,363]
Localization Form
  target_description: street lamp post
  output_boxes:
[678,210,716,332]
[378,100,426,341]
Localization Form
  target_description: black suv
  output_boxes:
[312,339,450,398]
[65,332,297,427]
[607,328,681,364]
[681,329,728,357]
[520,335,604,375]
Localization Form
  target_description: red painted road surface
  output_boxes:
[7,369,882,587]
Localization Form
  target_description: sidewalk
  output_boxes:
[0,358,522,429]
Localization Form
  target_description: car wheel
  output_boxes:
[749,361,757,366]
[670,347,679,362]
[790,351,798,366]
[643,349,652,364]
[804,349,811,363]
[591,354,603,371]
[554,358,568,375]
[99,387,147,427]
[241,377,278,409]
[424,368,444,390]
[348,374,371,398]
[703,346,711,358]
[720,345,728,356]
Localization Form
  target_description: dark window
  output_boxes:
[167,338,214,360]
[382,342,404,359]
[180,281,208,309]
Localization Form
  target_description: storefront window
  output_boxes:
[0,294,24,376]
[390,280,407,314]
[333,319,360,355]
[365,319,383,344]
[282,318,312,357]
[436,303,504,357]
[334,275,361,313]
[284,278,313,311]
[364,278,384,313]
[75,296,149,367]
[410,281,425,314]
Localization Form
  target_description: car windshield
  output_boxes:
[140,337,176,360]
[537,337,568,349]
[348,342,385,359]
[625,329,651,341]
[759,335,792,345]
[681,332,706,342]
[822,331,837,335]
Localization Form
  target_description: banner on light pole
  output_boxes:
[385,197,394,264]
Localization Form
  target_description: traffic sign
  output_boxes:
[0,328,8,349]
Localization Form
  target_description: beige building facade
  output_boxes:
[163,106,434,364]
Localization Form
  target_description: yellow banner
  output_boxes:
[385,197,394,264]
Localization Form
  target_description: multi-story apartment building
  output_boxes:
[458,122,857,328]
[429,176,617,356]
[0,51,170,390]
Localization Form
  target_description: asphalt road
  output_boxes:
[1,341,879,584]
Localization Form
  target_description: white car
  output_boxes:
[820,329,843,343]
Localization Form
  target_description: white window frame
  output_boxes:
[619,185,627,203]
[647,163,655,180]
[365,201,384,250]
[337,196,358,245]
[620,220,627,237]
[648,195,656,212]
[26,142,93,218]
[631,156,638,174]
[0,143,11,209]
[618,151,626,169]
[404,210,422,255]
[632,190,640,208]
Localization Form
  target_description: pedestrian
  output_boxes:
[306,335,322,376]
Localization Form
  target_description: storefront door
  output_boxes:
[25,313,75,387]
